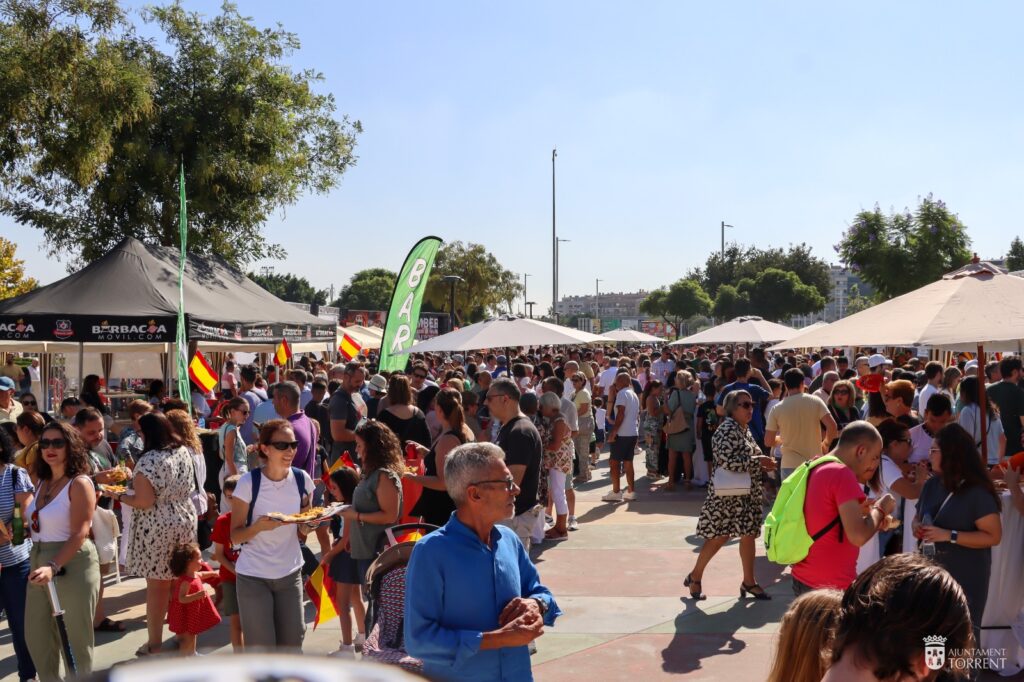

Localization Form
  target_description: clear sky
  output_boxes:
[6,1,1023,314]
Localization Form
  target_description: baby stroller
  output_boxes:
[361,522,439,672]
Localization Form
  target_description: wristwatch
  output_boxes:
[950,529,959,544]
[532,597,548,616]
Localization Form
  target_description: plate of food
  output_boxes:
[107,465,131,483]
[99,483,129,495]
[267,503,348,524]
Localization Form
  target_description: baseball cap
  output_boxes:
[453,354,465,364]
[964,359,979,371]
[868,354,888,369]
[0,376,15,391]
[496,355,508,365]
[367,374,388,394]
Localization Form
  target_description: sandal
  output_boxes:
[136,643,160,657]
[95,617,126,633]
[740,582,772,601]
[544,529,568,540]
[684,572,706,601]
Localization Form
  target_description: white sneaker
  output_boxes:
[623,491,637,501]
[602,491,623,502]
[568,515,579,531]
[544,513,554,525]
[331,644,356,658]
[353,633,365,652]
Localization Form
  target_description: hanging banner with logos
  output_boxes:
[0,315,176,342]
[377,236,443,372]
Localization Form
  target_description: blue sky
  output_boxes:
[6,1,1023,313]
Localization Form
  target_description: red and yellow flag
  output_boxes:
[304,564,339,629]
[274,338,292,366]
[188,351,219,393]
[339,333,362,361]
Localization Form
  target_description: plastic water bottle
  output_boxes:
[921,513,936,557]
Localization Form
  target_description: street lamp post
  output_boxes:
[552,148,557,324]
[522,273,530,316]
[526,301,536,319]
[442,275,463,332]
[595,278,602,323]
[720,221,734,258]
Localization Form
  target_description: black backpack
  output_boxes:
[245,467,309,527]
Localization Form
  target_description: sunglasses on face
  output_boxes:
[470,476,517,492]
[39,438,67,449]
[833,389,851,395]
[736,402,754,409]
[21,400,37,407]
[268,441,299,451]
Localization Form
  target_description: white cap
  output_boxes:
[868,353,888,369]
[964,359,979,371]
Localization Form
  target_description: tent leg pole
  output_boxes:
[77,343,83,395]
[978,343,988,464]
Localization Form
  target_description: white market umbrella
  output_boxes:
[670,316,796,346]
[338,325,383,350]
[767,261,1024,353]
[601,328,665,343]
[394,315,608,354]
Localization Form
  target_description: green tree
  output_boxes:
[836,195,971,300]
[712,284,749,320]
[249,271,326,305]
[642,279,711,333]
[332,268,396,310]
[700,243,831,300]
[1007,237,1024,272]
[0,236,38,300]
[846,283,873,316]
[423,242,523,324]
[737,268,826,321]
[0,1,360,269]
[640,288,670,326]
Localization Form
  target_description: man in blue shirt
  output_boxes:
[405,442,560,681]
[716,357,772,447]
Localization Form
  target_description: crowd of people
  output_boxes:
[0,341,1023,680]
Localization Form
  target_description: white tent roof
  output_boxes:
[601,328,665,343]
[394,316,608,354]
[670,316,797,346]
[338,325,383,350]
[768,261,1024,352]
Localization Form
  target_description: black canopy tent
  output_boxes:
[0,237,336,406]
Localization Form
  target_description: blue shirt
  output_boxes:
[0,464,33,566]
[717,381,771,442]
[405,513,561,681]
[240,389,263,442]
[252,398,282,427]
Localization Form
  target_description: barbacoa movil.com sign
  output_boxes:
[0,315,176,342]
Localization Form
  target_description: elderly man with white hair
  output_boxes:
[404,442,561,682]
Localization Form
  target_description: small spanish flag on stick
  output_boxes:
[339,333,362,361]
[188,351,219,393]
[274,338,292,366]
[304,564,339,629]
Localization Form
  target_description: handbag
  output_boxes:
[663,390,691,435]
[713,467,752,496]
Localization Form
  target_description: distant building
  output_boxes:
[790,265,873,327]
[556,290,649,319]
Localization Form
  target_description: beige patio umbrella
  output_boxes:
[338,325,383,350]
[767,259,1024,461]
[670,316,796,346]
[601,328,665,344]
[393,315,608,354]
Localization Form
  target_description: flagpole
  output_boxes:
[176,162,191,414]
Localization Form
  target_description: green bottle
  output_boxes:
[11,506,25,545]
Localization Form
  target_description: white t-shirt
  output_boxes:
[598,366,619,391]
[918,383,939,413]
[878,455,905,509]
[560,397,579,433]
[651,359,675,385]
[233,468,315,579]
[613,389,640,438]
[908,424,933,464]
[958,404,1005,465]
[595,407,607,429]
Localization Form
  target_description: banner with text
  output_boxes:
[377,236,443,372]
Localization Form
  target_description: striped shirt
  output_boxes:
[0,464,34,566]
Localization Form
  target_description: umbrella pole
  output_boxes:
[76,342,83,395]
[978,343,988,464]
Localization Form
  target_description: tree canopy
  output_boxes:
[0,236,38,300]
[332,268,396,311]
[1007,237,1024,272]
[423,241,522,324]
[248,271,326,305]
[0,0,360,269]
[640,279,712,333]
[697,243,831,300]
[836,195,971,300]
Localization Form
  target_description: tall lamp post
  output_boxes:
[720,221,733,258]
[595,278,602,324]
[442,275,463,332]
[552,148,557,323]
[522,273,531,316]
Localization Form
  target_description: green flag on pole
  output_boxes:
[377,236,443,372]
[176,162,190,412]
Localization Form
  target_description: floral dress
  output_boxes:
[695,418,764,539]
[542,415,574,475]
[126,446,198,580]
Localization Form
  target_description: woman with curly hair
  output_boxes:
[25,421,100,679]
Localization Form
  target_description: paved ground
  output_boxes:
[1,451,1020,680]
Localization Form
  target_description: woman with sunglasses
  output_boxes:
[24,421,100,680]
[826,380,859,449]
[110,411,198,656]
[230,420,316,650]
[17,392,52,424]
[685,390,776,602]
[218,397,251,502]
[0,424,36,681]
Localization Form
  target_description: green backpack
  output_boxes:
[763,454,844,564]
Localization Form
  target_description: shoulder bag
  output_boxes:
[663,389,691,435]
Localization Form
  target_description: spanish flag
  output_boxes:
[304,564,338,629]
[188,351,219,393]
[339,333,362,361]
[274,338,292,366]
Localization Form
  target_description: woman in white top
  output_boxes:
[24,421,99,680]
[957,376,1006,466]
[231,419,315,650]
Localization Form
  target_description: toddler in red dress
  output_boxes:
[167,543,222,656]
